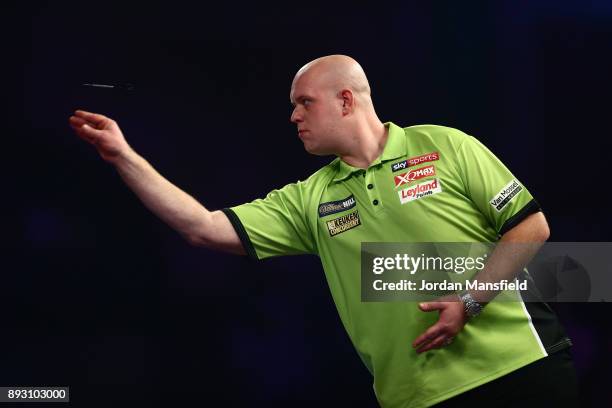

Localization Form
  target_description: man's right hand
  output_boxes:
[69,110,132,164]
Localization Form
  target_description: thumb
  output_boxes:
[81,123,103,139]
[419,302,445,312]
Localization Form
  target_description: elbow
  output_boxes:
[504,211,550,242]
[536,225,550,243]
[542,223,550,241]
[540,222,550,242]
[184,232,208,248]
[183,212,215,248]
[535,211,551,242]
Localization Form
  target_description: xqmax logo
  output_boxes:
[394,165,436,187]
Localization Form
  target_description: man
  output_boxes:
[69,55,578,407]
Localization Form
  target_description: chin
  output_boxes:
[304,145,332,156]
[302,142,320,154]
[301,138,333,156]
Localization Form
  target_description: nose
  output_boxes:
[290,106,303,124]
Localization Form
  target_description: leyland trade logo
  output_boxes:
[398,178,442,204]
[394,165,436,188]
[391,152,440,172]
[490,179,523,212]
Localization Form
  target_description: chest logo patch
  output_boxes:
[318,195,357,217]
[398,178,442,204]
[394,165,436,188]
[326,211,361,236]
[489,179,523,212]
[391,152,440,172]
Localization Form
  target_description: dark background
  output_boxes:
[5,0,612,406]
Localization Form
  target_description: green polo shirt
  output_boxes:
[223,123,569,408]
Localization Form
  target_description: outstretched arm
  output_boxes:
[69,110,245,255]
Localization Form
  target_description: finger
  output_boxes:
[74,110,108,126]
[416,334,448,354]
[69,117,94,136]
[412,324,443,348]
[80,123,104,137]
[69,115,94,129]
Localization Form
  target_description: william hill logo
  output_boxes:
[318,195,357,217]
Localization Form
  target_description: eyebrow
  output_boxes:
[290,95,310,106]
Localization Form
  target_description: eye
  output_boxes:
[303,98,311,107]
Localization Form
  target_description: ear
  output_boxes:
[340,89,354,116]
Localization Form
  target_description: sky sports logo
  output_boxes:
[394,165,436,188]
[398,178,443,204]
[490,179,523,212]
[391,152,440,172]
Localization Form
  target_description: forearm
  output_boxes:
[468,212,550,304]
[113,148,214,244]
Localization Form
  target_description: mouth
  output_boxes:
[298,129,308,137]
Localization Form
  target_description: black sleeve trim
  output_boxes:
[499,199,542,236]
[221,208,259,261]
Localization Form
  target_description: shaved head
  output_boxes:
[291,55,372,105]
[294,54,371,97]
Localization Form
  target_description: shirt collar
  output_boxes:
[332,122,406,182]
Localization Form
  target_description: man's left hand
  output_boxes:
[412,298,468,354]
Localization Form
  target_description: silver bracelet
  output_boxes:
[459,291,484,318]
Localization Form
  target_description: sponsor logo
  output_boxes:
[394,165,436,188]
[391,160,408,172]
[318,195,357,217]
[326,210,361,236]
[490,179,523,212]
[391,152,440,172]
[398,178,443,204]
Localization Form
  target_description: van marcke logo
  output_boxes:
[326,211,361,236]
[490,179,523,212]
[398,178,442,204]
[318,195,357,217]
[391,152,440,172]
[394,165,436,188]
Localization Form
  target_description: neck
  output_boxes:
[338,117,388,169]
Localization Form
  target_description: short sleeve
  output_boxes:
[222,182,316,260]
[456,135,541,236]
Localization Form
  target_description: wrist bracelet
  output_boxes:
[459,291,484,318]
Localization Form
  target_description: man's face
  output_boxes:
[289,71,343,155]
